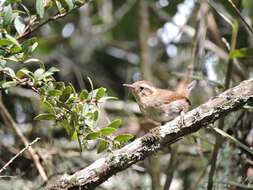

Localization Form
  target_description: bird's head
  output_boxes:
[123,80,156,101]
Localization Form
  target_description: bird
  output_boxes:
[123,80,196,124]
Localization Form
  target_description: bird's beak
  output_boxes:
[123,84,134,89]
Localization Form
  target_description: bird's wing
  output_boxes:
[155,89,191,105]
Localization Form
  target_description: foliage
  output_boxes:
[0,0,133,153]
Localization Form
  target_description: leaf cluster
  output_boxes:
[0,0,133,153]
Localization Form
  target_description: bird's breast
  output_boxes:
[139,98,190,123]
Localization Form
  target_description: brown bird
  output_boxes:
[123,80,196,124]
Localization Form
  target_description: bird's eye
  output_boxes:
[140,86,144,91]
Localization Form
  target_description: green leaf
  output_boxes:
[47,67,60,73]
[34,113,56,120]
[14,16,26,35]
[1,81,18,88]
[16,68,33,78]
[43,100,56,114]
[34,68,45,80]
[3,67,16,78]
[65,94,77,104]
[0,39,15,46]
[74,0,85,6]
[54,0,65,13]
[5,34,22,51]
[93,110,99,121]
[60,119,70,131]
[71,131,78,140]
[59,0,74,11]
[80,89,88,101]
[229,48,253,59]
[100,127,117,136]
[48,89,62,96]
[60,86,73,102]
[114,134,134,143]
[85,131,101,140]
[107,118,122,129]
[3,5,13,27]
[95,87,106,100]
[22,38,38,56]
[37,67,59,81]
[24,58,42,64]
[97,139,109,153]
[100,96,118,101]
[36,0,45,19]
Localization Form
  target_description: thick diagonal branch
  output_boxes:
[46,79,253,190]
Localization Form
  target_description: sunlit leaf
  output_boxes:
[34,68,45,79]
[114,134,134,143]
[14,16,26,35]
[16,68,33,78]
[43,100,56,114]
[100,127,117,136]
[48,89,62,96]
[3,5,13,27]
[1,81,18,88]
[36,0,45,19]
[3,67,16,78]
[85,131,101,140]
[95,87,106,100]
[5,34,22,51]
[22,38,38,56]
[34,113,56,120]
[229,48,253,59]
[0,38,15,46]
[24,58,42,64]
[71,131,78,140]
[47,67,60,73]
[80,89,88,101]
[60,86,73,102]
[107,118,122,129]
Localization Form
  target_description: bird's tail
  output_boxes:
[183,80,197,97]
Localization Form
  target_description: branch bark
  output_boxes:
[46,79,253,190]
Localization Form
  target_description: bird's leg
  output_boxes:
[179,110,186,128]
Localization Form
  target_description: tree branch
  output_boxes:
[46,79,253,190]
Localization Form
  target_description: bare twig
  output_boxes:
[227,0,253,35]
[0,101,48,181]
[17,1,91,41]
[0,137,40,173]
[46,79,253,190]
[163,145,178,190]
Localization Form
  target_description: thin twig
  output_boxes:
[163,145,178,190]
[17,1,90,41]
[228,0,253,35]
[0,138,40,173]
[0,101,48,181]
